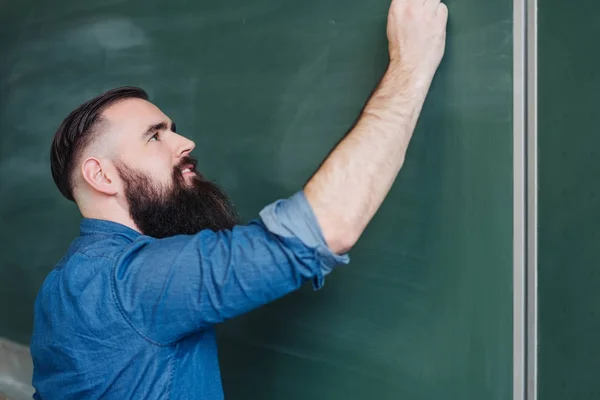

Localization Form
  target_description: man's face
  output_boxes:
[103,98,239,238]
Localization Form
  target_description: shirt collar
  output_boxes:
[79,218,141,241]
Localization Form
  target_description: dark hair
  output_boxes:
[50,86,149,201]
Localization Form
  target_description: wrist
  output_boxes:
[385,59,435,93]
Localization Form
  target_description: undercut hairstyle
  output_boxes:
[50,86,149,201]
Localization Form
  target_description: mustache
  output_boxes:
[176,155,198,171]
[173,155,205,180]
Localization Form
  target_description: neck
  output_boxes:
[78,199,141,234]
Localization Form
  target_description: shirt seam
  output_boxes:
[74,251,114,260]
[167,342,177,400]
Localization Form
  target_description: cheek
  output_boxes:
[155,162,175,184]
[140,155,174,185]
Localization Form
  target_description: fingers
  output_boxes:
[424,0,447,20]
[426,0,448,19]
[436,3,448,20]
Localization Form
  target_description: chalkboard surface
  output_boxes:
[538,0,600,398]
[0,1,513,398]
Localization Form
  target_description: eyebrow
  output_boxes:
[142,121,176,139]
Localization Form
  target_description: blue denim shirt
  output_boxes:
[30,191,349,399]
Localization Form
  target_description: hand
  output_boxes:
[386,0,448,85]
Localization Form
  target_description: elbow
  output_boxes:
[324,228,360,255]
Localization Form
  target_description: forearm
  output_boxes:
[304,62,433,253]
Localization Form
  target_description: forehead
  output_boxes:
[102,98,168,138]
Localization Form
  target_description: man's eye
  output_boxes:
[149,132,160,142]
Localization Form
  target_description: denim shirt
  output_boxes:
[30,191,349,399]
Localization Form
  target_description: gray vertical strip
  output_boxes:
[526,0,538,396]
[513,0,527,398]
[514,0,538,397]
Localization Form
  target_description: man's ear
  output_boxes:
[80,157,118,196]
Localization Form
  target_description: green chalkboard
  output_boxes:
[538,0,600,398]
[0,0,513,398]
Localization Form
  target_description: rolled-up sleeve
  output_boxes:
[112,190,350,344]
[259,190,350,289]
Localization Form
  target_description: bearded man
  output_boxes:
[30,0,448,398]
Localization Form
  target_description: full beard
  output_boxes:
[115,157,240,238]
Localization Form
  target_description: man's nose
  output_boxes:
[174,133,196,158]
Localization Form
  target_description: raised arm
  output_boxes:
[113,0,447,343]
[304,0,448,253]
[114,192,349,344]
